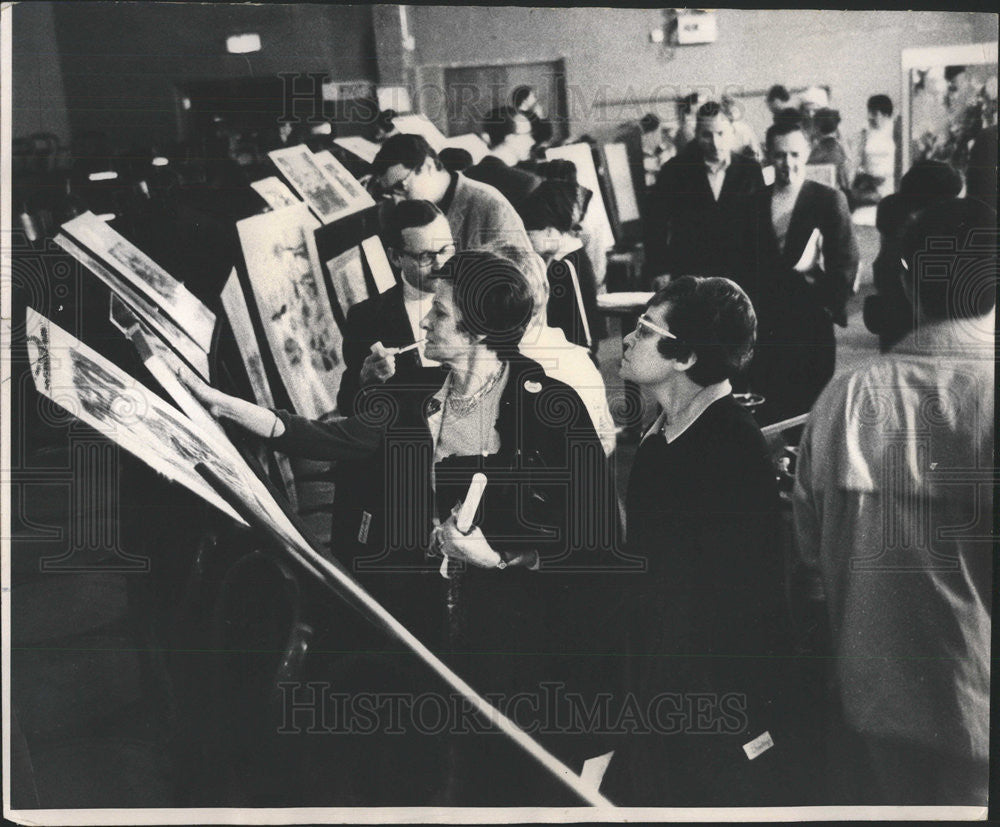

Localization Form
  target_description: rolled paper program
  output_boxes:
[456,472,488,534]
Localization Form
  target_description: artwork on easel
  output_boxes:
[218,269,299,507]
[441,133,490,164]
[314,150,376,208]
[54,232,211,380]
[25,307,245,524]
[251,176,301,211]
[325,246,370,315]
[334,136,380,165]
[59,211,216,352]
[236,203,344,419]
[268,145,358,224]
[361,236,397,294]
[903,42,998,175]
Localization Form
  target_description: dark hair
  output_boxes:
[944,65,967,83]
[482,105,528,148]
[695,100,729,123]
[900,198,997,321]
[867,94,893,118]
[531,116,554,145]
[766,84,791,104]
[648,276,757,386]
[511,85,535,109]
[433,251,535,356]
[766,115,808,148]
[639,113,661,134]
[439,146,473,173]
[677,92,701,118]
[535,159,578,184]
[375,109,397,134]
[380,199,444,251]
[814,107,841,136]
[371,133,440,178]
[520,179,579,233]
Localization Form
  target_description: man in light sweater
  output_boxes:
[371,133,532,255]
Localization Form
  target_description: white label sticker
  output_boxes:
[743,730,774,760]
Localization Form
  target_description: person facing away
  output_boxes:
[520,178,604,357]
[808,107,852,199]
[464,105,541,212]
[644,100,765,280]
[793,197,995,806]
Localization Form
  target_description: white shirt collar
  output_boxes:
[643,380,732,444]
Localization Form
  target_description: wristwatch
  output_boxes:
[495,552,508,570]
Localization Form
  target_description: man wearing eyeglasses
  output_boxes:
[336,200,452,416]
[371,133,533,255]
[607,276,801,806]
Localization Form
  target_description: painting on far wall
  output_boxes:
[903,41,998,177]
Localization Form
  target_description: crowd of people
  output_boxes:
[11,65,993,805]
[172,82,996,808]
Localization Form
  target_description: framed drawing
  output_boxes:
[902,41,998,174]
[26,307,245,525]
[236,203,345,419]
[54,232,211,379]
[218,269,298,507]
[325,245,370,315]
[59,211,217,352]
[250,176,301,211]
[314,149,376,209]
[268,145,358,224]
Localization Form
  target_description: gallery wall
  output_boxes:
[409,8,998,142]
[10,4,999,151]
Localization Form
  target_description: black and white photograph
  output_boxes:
[2,3,997,823]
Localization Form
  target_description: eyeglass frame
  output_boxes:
[634,313,678,341]
[381,165,418,200]
[398,241,457,268]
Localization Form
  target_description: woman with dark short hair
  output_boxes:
[605,276,803,806]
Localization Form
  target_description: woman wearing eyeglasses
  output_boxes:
[606,276,802,806]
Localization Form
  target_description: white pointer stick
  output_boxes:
[371,339,426,357]
[440,472,488,578]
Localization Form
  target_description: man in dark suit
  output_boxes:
[745,117,859,423]
[336,200,452,415]
[464,106,541,212]
[643,100,765,280]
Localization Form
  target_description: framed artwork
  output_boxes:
[361,235,397,294]
[325,245,370,315]
[333,135,380,165]
[602,141,641,223]
[59,211,217,353]
[218,269,298,507]
[314,149,376,209]
[902,41,998,174]
[251,176,301,211]
[26,307,245,525]
[268,145,358,224]
[55,232,211,379]
[236,204,345,419]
